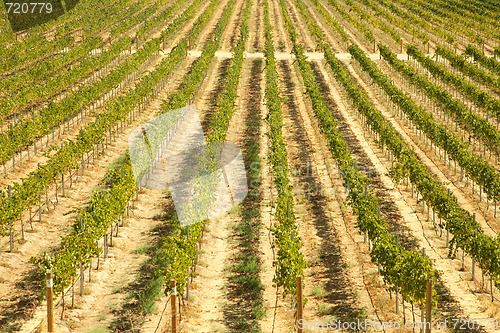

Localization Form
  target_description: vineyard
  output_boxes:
[1,0,500,332]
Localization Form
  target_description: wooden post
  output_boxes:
[421,249,429,332]
[104,235,108,258]
[80,265,84,296]
[62,174,65,197]
[491,276,494,302]
[297,275,303,333]
[446,228,449,247]
[462,249,465,271]
[425,281,432,333]
[472,257,475,281]
[8,185,13,252]
[186,226,190,300]
[171,279,177,333]
[39,192,42,222]
[46,272,54,333]
[396,290,399,314]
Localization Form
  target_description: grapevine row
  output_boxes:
[0,0,160,75]
[407,45,500,119]
[0,0,138,73]
[374,0,444,46]
[427,0,499,37]
[158,0,244,297]
[0,37,127,118]
[0,36,101,96]
[263,0,306,299]
[136,0,185,40]
[390,0,478,46]
[32,157,138,294]
[464,45,500,77]
[407,0,492,45]
[0,0,206,166]
[327,43,500,291]
[344,0,401,45]
[0,37,152,165]
[208,0,250,142]
[127,0,226,183]
[436,46,500,91]
[308,0,348,45]
[0,0,176,116]
[0,17,194,237]
[323,0,374,44]
[380,0,456,46]
[29,0,231,296]
[162,0,229,112]
[353,44,500,213]
[358,0,428,45]
[283,0,436,303]
[381,45,500,158]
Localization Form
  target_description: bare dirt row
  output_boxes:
[0,0,238,330]
[5,0,500,331]
[272,0,500,329]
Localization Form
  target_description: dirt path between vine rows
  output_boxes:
[5,11,216,328]
[272,0,500,324]
[376,58,500,234]
[328,58,499,329]
[140,0,251,330]
[278,57,378,326]
[0,2,223,326]
[268,0,292,53]
[22,190,164,333]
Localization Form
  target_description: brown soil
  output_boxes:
[4,0,500,332]
[278,58,373,325]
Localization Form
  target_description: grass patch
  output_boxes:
[318,303,332,315]
[112,283,124,294]
[139,276,164,314]
[134,244,149,255]
[87,328,110,333]
[310,285,327,298]
[108,212,175,332]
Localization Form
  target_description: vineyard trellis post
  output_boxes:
[9,185,13,252]
[46,272,54,333]
[395,235,399,314]
[80,265,84,296]
[491,276,494,302]
[396,289,399,315]
[421,248,426,332]
[186,225,190,301]
[297,275,303,333]
[171,279,177,333]
[62,174,65,197]
[425,280,432,333]
[38,191,42,222]
[472,257,475,281]
[104,235,108,258]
